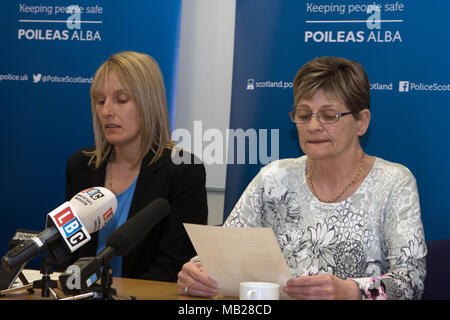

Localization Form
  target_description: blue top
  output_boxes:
[96,178,137,277]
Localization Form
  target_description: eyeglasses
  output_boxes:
[289,109,353,124]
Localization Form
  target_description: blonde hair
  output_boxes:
[88,51,174,168]
[293,57,370,118]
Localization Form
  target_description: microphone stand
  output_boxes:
[59,260,136,300]
[17,272,35,294]
[0,264,35,296]
[33,251,59,299]
[0,251,59,299]
[92,262,117,300]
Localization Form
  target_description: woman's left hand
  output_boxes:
[283,274,362,300]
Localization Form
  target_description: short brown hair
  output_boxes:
[293,57,370,118]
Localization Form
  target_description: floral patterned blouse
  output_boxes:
[223,156,427,300]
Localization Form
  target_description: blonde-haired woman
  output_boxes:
[66,51,208,281]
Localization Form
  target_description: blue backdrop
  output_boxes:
[224,0,450,242]
[0,0,181,266]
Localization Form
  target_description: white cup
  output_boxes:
[239,282,280,300]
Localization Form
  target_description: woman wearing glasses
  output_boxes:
[177,57,426,300]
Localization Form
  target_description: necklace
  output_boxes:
[106,153,140,195]
[306,152,366,203]
[106,160,117,195]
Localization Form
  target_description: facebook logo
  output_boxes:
[399,81,409,92]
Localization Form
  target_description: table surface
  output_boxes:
[0,269,236,300]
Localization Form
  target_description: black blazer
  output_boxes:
[65,147,208,282]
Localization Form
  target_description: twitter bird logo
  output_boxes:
[33,73,42,83]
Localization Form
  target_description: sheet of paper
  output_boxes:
[184,223,292,298]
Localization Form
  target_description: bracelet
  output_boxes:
[190,256,201,263]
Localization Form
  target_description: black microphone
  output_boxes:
[96,197,171,267]
[7,229,41,249]
[59,198,171,294]
[107,198,171,256]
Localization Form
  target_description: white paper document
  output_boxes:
[184,223,292,298]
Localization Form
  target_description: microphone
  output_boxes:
[1,187,117,272]
[7,229,40,249]
[59,198,170,294]
[106,198,170,256]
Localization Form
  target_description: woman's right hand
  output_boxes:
[177,261,218,297]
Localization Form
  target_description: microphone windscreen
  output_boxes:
[106,198,171,256]
[69,187,117,234]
